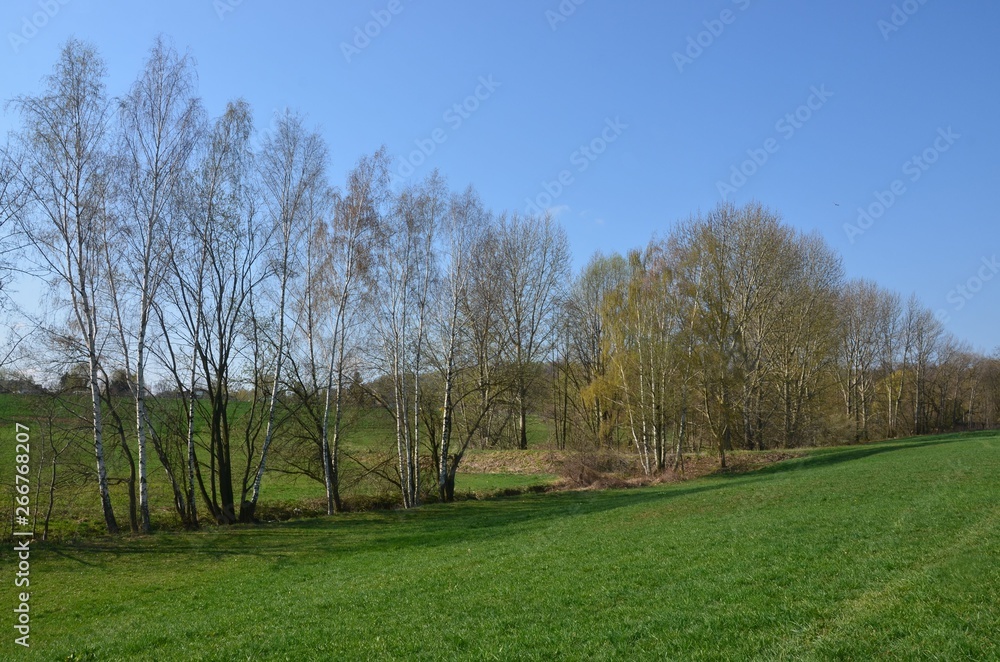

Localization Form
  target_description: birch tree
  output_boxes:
[433,186,487,501]
[875,291,907,439]
[155,176,210,529]
[243,111,327,522]
[281,185,337,511]
[0,149,26,295]
[319,149,386,513]
[837,281,898,442]
[0,151,14,224]
[370,173,443,508]
[601,246,678,474]
[178,99,267,524]
[110,36,202,532]
[11,39,119,533]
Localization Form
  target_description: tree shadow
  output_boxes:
[40,432,994,564]
[718,433,977,482]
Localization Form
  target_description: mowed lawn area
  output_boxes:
[10,432,999,660]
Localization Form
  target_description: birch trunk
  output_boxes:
[438,296,460,501]
[89,342,118,533]
[246,264,288,521]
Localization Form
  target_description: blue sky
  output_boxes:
[2,0,998,351]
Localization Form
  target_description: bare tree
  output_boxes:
[0,149,28,299]
[433,186,487,500]
[370,173,443,508]
[496,213,569,450]
[670,206,747,465]
[11,40,119,533]
[243,111,327,522]
[837,280,885,442]
[154,185,210,529]
[108,36,202,532]
[0,149,30,373]
[877,290,907,439]
[600,245,680,474]
[459,225,515,452]
[662,238,702,471]
[172,100,268,524]
[908,297,943,435]
[0,150,16,225]
[318,149,386,513]
[280,184,337,511]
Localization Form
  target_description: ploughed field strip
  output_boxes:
[24,431,1000,660]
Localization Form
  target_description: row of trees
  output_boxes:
[555,204,1000,471]
[1,39,996,535]
[2,39,571,532]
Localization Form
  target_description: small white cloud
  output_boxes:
[579,209,605,226]
[546,204,571,219]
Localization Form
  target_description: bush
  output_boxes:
[557,448,637,488]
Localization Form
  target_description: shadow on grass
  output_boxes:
[718,433,978,481]
[41,432,996,565]
[38,483,724,564]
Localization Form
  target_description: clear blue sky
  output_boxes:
[2,0,998,351]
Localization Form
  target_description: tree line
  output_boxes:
[1,38,996,535]
[557,206,1000,474]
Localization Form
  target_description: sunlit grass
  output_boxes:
[16,431,999,660]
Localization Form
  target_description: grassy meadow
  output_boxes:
[0,393,558,537]
[2,431,996,659]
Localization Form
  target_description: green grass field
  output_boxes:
[0,393,559,536]
[5,431,998,660]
